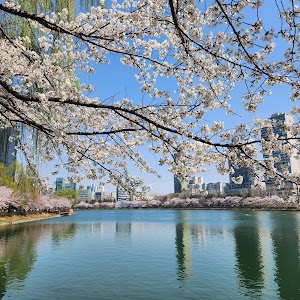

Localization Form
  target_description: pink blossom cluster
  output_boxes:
[74,201,115,209]
[0,186,16,210]
[0,186,72,212]
[159,196,293,209]
[73,195,297,210]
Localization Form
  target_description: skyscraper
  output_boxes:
[0,128,16,167]
[173,153,188,193]
[228,161,258,189]
[226,137,259,195]
[174,175,188,193]
[261,113,300,188]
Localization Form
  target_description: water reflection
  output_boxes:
[0,222,78,298]
[272,213,300,300]
[175,211,191,281]
[233,212,264,296]
[115,222,131,240]
[52,223,78,246]
[0,225,39,299]
[1,211,300,300]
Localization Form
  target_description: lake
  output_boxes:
[0,209,299,300]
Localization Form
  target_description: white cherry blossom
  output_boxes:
[0,0,299,192]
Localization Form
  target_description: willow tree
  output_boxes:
[0,0,99,169]
[0,0,299,194]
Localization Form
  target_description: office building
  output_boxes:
[55,178,65,191]
[226,144,259,195]
[65,182,77,190]
[116,187,131,201]
[94,190,114,202]
[55,177,77,191]
[78,186,93,202]
[205,182,226,195]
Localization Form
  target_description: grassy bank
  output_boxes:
[0,213,61,226]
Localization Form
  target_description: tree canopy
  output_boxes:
[0,0,299,193]
[54,188,78,203]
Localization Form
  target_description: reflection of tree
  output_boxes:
[175,211,191,281]
[0,262,7,299]
[52,223,78,246]
[0,222,79,298]
[233,213,263,295]
[0,225,40,299]
[272,214,300,300]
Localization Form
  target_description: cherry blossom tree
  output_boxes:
[0,0,299,192]
[0,186,12,210]
[0,186,71,212]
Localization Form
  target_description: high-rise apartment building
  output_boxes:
[261,113,300,187]
[226,164,259,195]
[174,175,188,193]
[226,143,260,195]
[205,182,226,195]
[188,176,204,190]
[228,162,258,189]
[0,128,16,167]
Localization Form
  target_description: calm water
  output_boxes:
[0,209,300,300]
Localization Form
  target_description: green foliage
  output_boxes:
[0,0,101,161]
[54,188,78,204]
[0,162,40,201]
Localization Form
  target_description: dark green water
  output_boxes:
[0,210,300,300]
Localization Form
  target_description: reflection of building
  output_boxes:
[233,212,263,295]
[115,222,131,240]
[257,213,273,290]
[175,211,191,281]
[272,214,300,299]
[261,113,300,191]
[0,128,16,167]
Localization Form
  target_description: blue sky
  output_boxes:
[39,52,296,195]
[38,0,298,194]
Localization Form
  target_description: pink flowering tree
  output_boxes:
[0,186,12,210]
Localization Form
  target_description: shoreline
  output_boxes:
[1,204,299,226]
[0,213,62,226]
[77,205,300,211]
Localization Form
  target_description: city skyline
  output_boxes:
[2,110,298,196]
